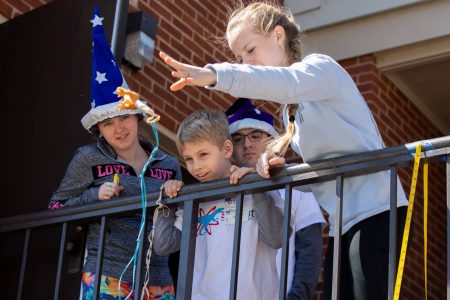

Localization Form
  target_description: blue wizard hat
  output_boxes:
[226,98,278,137]
[81,6,141,132]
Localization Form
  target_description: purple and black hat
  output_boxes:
[226,98,278,137]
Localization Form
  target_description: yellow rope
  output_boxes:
[423,159,428,300]
[393,143,422,300]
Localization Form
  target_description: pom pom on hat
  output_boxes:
[81,5,141,132]
[226,98,278,137]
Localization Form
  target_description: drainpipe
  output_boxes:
[111,0,129,64]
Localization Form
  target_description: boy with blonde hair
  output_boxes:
[153,110,288,300]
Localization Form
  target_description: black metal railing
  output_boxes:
[1,136,449,300]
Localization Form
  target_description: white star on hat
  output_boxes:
[95,71,108,84]
[90,14,104,27]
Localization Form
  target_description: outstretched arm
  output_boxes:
[159,51,217,91]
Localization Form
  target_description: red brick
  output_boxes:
[156,26,170,44]
[152,82,177,106]
[0,1,14,18]
[176,1,196,19]
[344,63,375,76]
[359,54,376,63]
[190,1,208,19]
[193,32,215,55]
[159,0,183,20]
[169,37,193,61]
[146,0,171,22]
[180,13,204,37]
[138,85,163,106]
[188,97,207,111]
[5,0,30,14]
[24,0,44,9]
[191,54,206,67]
[338,56,359,68]
[172,16,193,39]
[181,35,203,56]
[174,98,192,116]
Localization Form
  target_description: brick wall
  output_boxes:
[1,1,446,299]
[0,0,50,18]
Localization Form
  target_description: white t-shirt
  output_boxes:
[275,189,325,292]
[174,192,283,300]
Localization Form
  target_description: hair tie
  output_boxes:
[289,115,295,123]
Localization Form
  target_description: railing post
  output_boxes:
[332,175,344,300]
[229,192,244,300]
[177,200,199,300]
[93,216,107,300]
[54,222,68,300]
[279,184,292,300]
[388,166,398,300]
[447,155,449,300]
[17,229,31,300]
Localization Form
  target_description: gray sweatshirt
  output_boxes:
[49,138,181,285]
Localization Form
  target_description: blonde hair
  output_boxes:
[226,1,301,157]
[176,110,231,153]
[226,1,302,65]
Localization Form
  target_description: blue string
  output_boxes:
[118,121,159,299]
[405,141,434,156]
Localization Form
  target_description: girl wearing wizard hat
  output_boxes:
[48,6,179,299]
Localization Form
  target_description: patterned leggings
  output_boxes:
[81,272,176,300]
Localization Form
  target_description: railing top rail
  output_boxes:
[1,136,449,233]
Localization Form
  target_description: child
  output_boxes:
[159,2,408,299]
[226,98,325,300]
[48,7,179,299]
[153,110,288,300]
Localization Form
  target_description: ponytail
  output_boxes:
[267,104,298,156]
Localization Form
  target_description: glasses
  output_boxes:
[231,131,264,144]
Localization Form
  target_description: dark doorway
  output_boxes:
[0,1,119,299]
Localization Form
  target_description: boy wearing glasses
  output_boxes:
[227,98,325,300]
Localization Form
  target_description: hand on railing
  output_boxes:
[229,165,255,184]
[98,181,123,200]
[162,180,184,198]
[256,151,286,178]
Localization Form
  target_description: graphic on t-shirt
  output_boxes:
[197,206,224,236]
